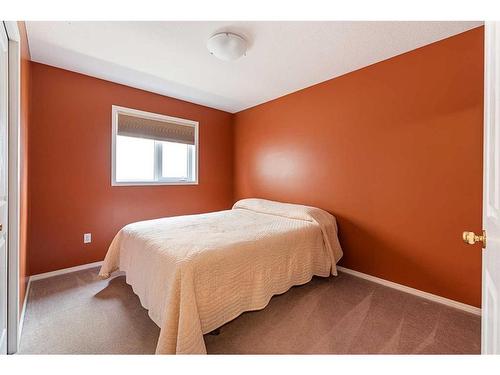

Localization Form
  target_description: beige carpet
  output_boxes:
[18,267,480,354]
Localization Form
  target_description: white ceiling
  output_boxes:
[26,21,483,113]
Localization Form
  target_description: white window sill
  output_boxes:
[112,180,199,186]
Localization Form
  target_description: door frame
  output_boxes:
[3,21,21,355]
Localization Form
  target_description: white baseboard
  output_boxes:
[336,266,481,316]
[29,261,104,282]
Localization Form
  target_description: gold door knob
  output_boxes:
[462,230,486,248]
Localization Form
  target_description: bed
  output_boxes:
[98,198,343,354]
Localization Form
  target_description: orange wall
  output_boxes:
[27,27,484,307]
[18,21,30,312]
[28,63,234,275]
[234,28,484,307]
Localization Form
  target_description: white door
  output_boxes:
[482,21,500,355]
[0,24,8,355]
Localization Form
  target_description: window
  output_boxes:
[111,105,198,185]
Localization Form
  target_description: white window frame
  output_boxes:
[111,105,199,186]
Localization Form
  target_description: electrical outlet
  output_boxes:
[84,233,92,244]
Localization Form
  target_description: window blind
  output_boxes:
[117,113,195,145]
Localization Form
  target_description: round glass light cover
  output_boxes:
[207,32,247,61]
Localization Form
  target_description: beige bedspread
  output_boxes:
[99,198,343,354]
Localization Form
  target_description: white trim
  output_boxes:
[337,266,482,316]
[111,180,199,187]
[110,105,199,186]
[0,24,8,355]
[4,20,21,355]
[17,277,30,345]
[29,261,104,282]
[3,22,19,43]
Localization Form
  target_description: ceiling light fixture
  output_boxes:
[207,32,248,61]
